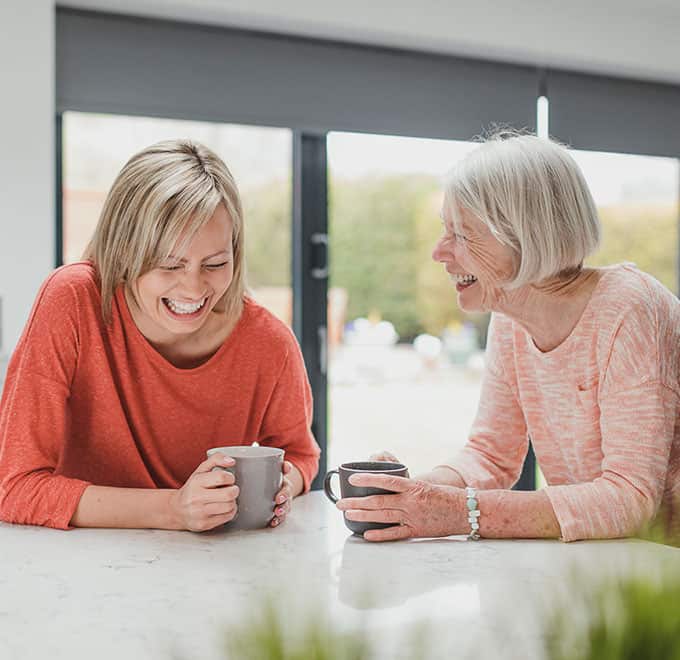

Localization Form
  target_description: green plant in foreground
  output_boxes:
[221,596,433,660]
[223,599,372,660]
[545,572,680,660]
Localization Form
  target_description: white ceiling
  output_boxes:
[60,0,680,85]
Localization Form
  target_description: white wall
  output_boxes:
[0,0,55,355]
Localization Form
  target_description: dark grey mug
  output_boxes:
[324,461,409,535]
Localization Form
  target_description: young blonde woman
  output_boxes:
[338,133,679,543]
[0,139,320,531]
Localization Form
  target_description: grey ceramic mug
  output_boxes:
[324,461,409,535]
[207,446,284,530]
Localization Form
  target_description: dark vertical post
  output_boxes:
[292,131,328,490]
[55,113,64,267]
[514,441,537,491]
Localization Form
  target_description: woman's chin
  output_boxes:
[456,290,483,313]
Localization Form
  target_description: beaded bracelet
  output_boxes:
[466,486,481,541]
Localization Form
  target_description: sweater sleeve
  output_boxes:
[258,330,320,493]
[544,382,675,542]
[0,272,92,529]
[544,296,678,542]
[448,315,529,489]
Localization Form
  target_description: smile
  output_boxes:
[449,272,478,290]
[162,297,208,316]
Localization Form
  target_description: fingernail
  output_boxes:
[277,495,286,504]
[272,518,279,526]
[276,508,284,516]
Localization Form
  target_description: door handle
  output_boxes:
[310,233,328,279]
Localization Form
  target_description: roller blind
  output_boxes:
[547,69,680,158]
[56,9,538,139]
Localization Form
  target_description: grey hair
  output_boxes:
[444,131,601,288]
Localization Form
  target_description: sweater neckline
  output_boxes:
[523,265,620,360]
[115,287,249,374]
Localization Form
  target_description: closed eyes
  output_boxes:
[440,218,468,242]
[159,261,230,272]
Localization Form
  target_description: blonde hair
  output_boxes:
[444,131,601,288]
[84,139,245,322]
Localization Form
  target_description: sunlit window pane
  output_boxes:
[327,132,485,476]
[571,149,679,294]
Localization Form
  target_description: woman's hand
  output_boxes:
[336,473,467,541]
[270,460,295,528]
[170,453,240,532]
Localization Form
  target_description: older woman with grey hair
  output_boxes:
[337,133,680,543]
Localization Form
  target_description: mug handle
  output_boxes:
[323,470,340,503]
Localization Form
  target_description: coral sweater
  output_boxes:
[0,263,320,529]
[453,264,680,541]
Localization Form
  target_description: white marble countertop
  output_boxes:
[1,491,679,660]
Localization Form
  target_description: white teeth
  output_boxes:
[455,274,478,284]
[164,298,206,314]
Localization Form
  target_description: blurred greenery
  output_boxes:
[545,570,680,660]
[220,597,430,660]
[243,180,292,289]
[244,176,678,340]
[588,203,678,293]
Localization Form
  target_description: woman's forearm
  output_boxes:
[71,485,180,530]
[477,488,561,539]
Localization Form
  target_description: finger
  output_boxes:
[369,451,399,462]
[198,469,236,488]
[345,509,403,524]
[203,484,240,504]
[347,474,413,492]
[204,501,238,517]
[274,481,292,505]
[273,500,291,519]
[282,461,292,474]
[194,452,235,476]
[364,525,412,542]
[201,510,238,531]
[336,493,399,511]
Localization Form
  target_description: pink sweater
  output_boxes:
[453,264,679,541]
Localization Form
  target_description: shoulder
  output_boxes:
[239,296,301,359]
[39,261,100,302]
[32,262,101,319]
[593,264,678,337]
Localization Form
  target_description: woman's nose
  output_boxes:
[180,267,206,295]
[432,237,447,263]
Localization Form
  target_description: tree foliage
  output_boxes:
[243,176,678,339]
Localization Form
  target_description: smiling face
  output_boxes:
[432,202,517,313]
[128,203,234,344]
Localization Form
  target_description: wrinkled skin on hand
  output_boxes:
[336,473,467,542]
